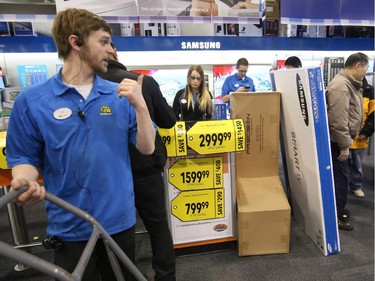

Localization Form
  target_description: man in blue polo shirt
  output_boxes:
[221,57,256,106]
[6,8,155,281]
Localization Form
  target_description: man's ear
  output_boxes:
[68,35,82,51]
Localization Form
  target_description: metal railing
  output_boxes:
[0,186,147,281]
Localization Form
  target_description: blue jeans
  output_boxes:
[349,148,366,190]
[331,142,350,216]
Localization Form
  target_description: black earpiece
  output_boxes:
[75,39,83,47]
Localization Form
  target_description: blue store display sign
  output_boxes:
[17,65,48,88]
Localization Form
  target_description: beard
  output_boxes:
[80,45,108,74]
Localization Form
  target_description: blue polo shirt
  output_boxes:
[221,73,255,108]
[6,71,141,241]
[222,73,256,96]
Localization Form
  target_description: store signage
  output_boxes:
[187,119,245,155]
[1,36,373,53]
[171,188,225,222]
[165,152,233,244]
[159,121,187,157]
[168,157,223,191]
[181,41,221,50]
[159,119,245,157]
[158,119,245,157]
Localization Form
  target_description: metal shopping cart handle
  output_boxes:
[0,186,147,281]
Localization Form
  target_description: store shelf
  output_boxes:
[0,36,373,53]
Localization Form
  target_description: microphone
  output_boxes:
[78,110,86,120]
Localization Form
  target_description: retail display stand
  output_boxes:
[159,119,245,246]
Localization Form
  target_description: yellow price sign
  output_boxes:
[168,157,223,191]
[171,188,225,222]
[187,119,245,155]
[158,127,176,157]
[158,121,187,157]
[0,131,7,169]
[234,119,245,151]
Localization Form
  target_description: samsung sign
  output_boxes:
[181,41,221,50]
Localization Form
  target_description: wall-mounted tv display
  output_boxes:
[132,68,188,105]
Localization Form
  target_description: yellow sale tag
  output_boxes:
[0,131,7,169]
[234,119,245,151]
[171,188,225,222]
[175,121,187,156]
[158,121,187,157]
[215,188,225,218]
[187,120,244,155]
[158,127,176,157]
[168,157,223,191]
[213,157,223,189]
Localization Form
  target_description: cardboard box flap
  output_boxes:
[230,92,281,178]
[237,177,290,212]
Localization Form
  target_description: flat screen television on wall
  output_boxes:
[132,68,189,105]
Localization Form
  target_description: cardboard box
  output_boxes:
[237,177,290,256]
[231,92,291,256]
[270,68,340,256]
[231,93,280,179]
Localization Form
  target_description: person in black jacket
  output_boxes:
[99,42,177,281]
[173,65,213,121]
[348,77,374,198]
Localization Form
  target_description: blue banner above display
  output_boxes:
[281,0,374,26]
[0,36,374,53]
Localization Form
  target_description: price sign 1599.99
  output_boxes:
[168,157,223,191]
[171,188,225,222]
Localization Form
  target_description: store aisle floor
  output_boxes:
[0,179,373,281]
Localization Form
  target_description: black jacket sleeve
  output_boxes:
[173,89,184,121]
[360,111,374,138]
[144,76,176,129]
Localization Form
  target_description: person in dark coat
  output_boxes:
[99,42,177,281]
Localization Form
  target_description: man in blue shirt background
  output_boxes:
[221,57,256,106]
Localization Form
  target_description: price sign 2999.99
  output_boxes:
[187,119,245,155]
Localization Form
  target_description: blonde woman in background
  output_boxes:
[173,65,213,121]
